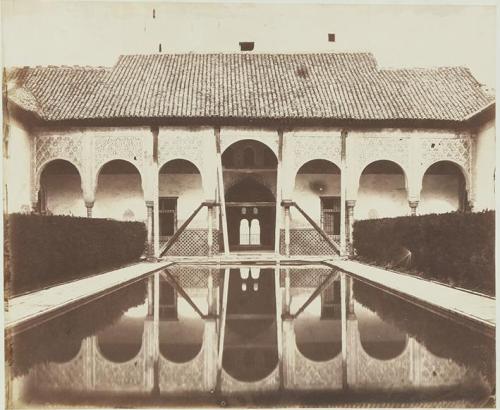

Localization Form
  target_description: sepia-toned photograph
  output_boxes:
[2,0,496,408]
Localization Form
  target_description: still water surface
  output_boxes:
[7,264,495,408]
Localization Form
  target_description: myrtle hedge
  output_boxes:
[5,213,147,296]
[353,211,495,295]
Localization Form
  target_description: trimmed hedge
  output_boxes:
[5,214,147,296]
[353,211,495,295]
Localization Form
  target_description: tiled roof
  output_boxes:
[5,53,494,123]
[5,66,109,120]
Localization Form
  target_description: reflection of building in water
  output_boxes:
[21,267,491,399]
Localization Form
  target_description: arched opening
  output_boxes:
[223,268,278,381]
[222,140,278,252]
[94,160,145,221]
[38,160,84,216]
[294,277,342,361]
[293,159,341,240]
[158,159,204,243]
[420,161,468,214]
[225,179,276,251]
[357,160,407,220]
[355,300,407,361]
[159,277,204,363]
[97,299,147,363]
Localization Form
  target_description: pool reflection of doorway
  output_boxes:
[222,268,278,382]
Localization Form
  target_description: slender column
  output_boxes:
[146,200,155,260]
[206,201,215,257]
[152,272,160,394]
[274,129,284,254]
[214,128,230,255]
[85,201,94,218]
[283,200,292,257]
[346,199,356,252]
[409,200,419,216]
[150,126,160,257]
[341,272,348,390]
[147,276,154,316]
[340,130,347,256]
[274,266,284,388]
[284,268,291,315]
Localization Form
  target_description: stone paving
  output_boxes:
[5,260,173,332]
[326,259,495,335]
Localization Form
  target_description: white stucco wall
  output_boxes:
[291,173,340,227]
[5,119,32,213]
[473,119,495,211]
[159,173,206,227]
[43,174,86,217]
[94,174,146,221]
[419,174,461,215]
[356,174,408,220]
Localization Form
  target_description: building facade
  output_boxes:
[4,53,496,257]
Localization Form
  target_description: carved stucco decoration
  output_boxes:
[158,133,205,172]
[292,134,342,174]
[417,135,473,190]
[93,134,144,175]
[353,136,410,179]
[33,134,84,199]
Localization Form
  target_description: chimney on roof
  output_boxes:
[328,33,336,42]
[239,42,254,52]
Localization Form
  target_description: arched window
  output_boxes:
[240,218,250,245]
[250,219,261,245]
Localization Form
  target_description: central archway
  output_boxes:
[225,178,276,251]
[222,139,278,252]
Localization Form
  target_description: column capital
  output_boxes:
[145,200,154,208]
[346,199,356,208]
[281,199,293,207]
[85,201,94,208]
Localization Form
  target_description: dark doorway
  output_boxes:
[225,178,276,252]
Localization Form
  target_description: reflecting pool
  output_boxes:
[6,264,495,408]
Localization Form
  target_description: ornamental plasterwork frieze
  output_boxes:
[292,134,342,173]
[93,134,144,174]
[35,134,83,174]
[158,133,205,171]
[418,135,472,181]
[353,136,410,177]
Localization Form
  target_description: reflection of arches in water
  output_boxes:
[355,301,408,361]
[223,268,278,381]
[159,278,204,363]
[223,347,278,382]
[97,302,147,363]
[50,339,83,364]
[294,280,342,361]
